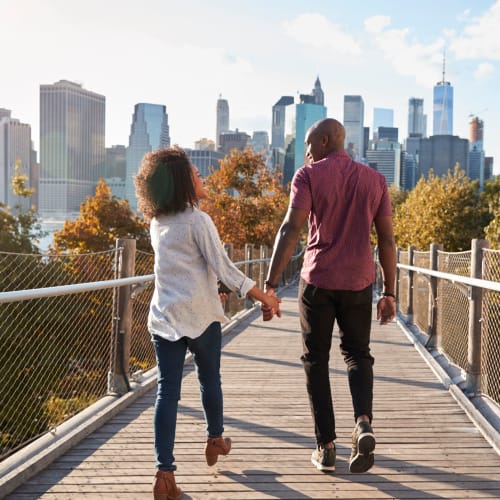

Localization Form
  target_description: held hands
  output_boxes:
[377,296,396,325]
[261,288,281,321]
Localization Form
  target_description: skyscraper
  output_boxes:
[366,141,401,188]
[251,131,270,156]
[271,96,294,151]
[39,80,105,217]
[373,108,393,139]
[218,129,250,155]
[312,76,324,105]
[344,95,364,161]
[468,116,485,188]
[433,57,453,135]
[125,103,170,211]
[469,116,484,149]
[271,96,294,172]
[408,98,427,137]
[216,96,229,149]
[419,135,468,178]
[294,78,327,171]
[0,109,34,212]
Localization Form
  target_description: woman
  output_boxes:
[134,146,281,500]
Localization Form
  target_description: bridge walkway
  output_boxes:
[7,285,500,499]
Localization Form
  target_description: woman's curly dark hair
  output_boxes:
[134,146,197,219]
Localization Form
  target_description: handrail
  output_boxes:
[397,263,500,292]
[0,250,304,305]
[0,275,155,304]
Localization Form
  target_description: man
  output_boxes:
[263,118,396,473]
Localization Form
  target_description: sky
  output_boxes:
[1,0,499,173]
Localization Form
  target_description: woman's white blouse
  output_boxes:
[148,207,256,341]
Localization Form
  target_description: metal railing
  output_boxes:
[0,240,303,462]
[380,239,500,407]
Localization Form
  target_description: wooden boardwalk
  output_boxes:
[6,285,500,499]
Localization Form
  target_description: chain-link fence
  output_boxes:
[397,250,409,314]
[413,250,430,334]
[437,250,471,371]
[0,242,303,462]
[129,250,155,379]
[482,249,500,404]
[0,250,116,460]
[385,243,500,406]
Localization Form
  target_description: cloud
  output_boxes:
[450,0,500,60]
[457,9,471,22]
[283,13,362,55]
[363,16,444,87]
[474,62,495,79]
[364,15,391,34]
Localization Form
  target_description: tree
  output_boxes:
[0,159,44,253]
[52,179,151,254]
[200,148,289,248]
[393,167,490,251]
[388,183,407,213]
[482,176,500,249]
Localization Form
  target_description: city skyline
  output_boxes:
[1,0,499,173]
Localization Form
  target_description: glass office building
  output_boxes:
[125,103,170,211]
[433,82,453,135]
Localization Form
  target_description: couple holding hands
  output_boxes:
[135,118,396,500]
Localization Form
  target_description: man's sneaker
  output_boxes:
[349,421,376,473]
[311,445,336,472]
[205,436,232,466]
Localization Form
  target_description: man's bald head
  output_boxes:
[305,118,346,162]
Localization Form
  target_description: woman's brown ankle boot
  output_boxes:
[205,436,232,466]
[153,470,182,500]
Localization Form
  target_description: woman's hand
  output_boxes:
[261,289,281,320]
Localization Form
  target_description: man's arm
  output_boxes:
[266,206,309,287]
[374,215,397,324]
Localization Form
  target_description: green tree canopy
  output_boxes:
[393,167,490,251]
[52,179,151,253]
[200,148,289,248]
[0,159,43,253]
[483,175,500,249]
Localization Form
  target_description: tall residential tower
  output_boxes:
[39,80,105,217]
[343,95,364,161]
[408,98,427,137]
[216,96,229,150]
[0,109,34,212]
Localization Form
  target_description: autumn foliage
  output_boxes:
[200,148,289,248]
[392,167,490,251]
[52,179,151,254]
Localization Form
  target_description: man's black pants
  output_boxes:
[298,278,374,446]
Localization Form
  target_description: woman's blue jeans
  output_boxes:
[152,321,224,471]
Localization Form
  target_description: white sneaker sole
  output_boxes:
[311,456,335,471]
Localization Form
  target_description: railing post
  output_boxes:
[108,238,135,395]
[406,245,415,322]
[426,243,441,346]
[259,245,267,289]
[244,244,253,308]
[395,247,401,310]
[223,243,234,314]
[466,239,488,395]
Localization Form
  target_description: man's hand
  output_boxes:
[376,296,396,325]
[261,287,281,321]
